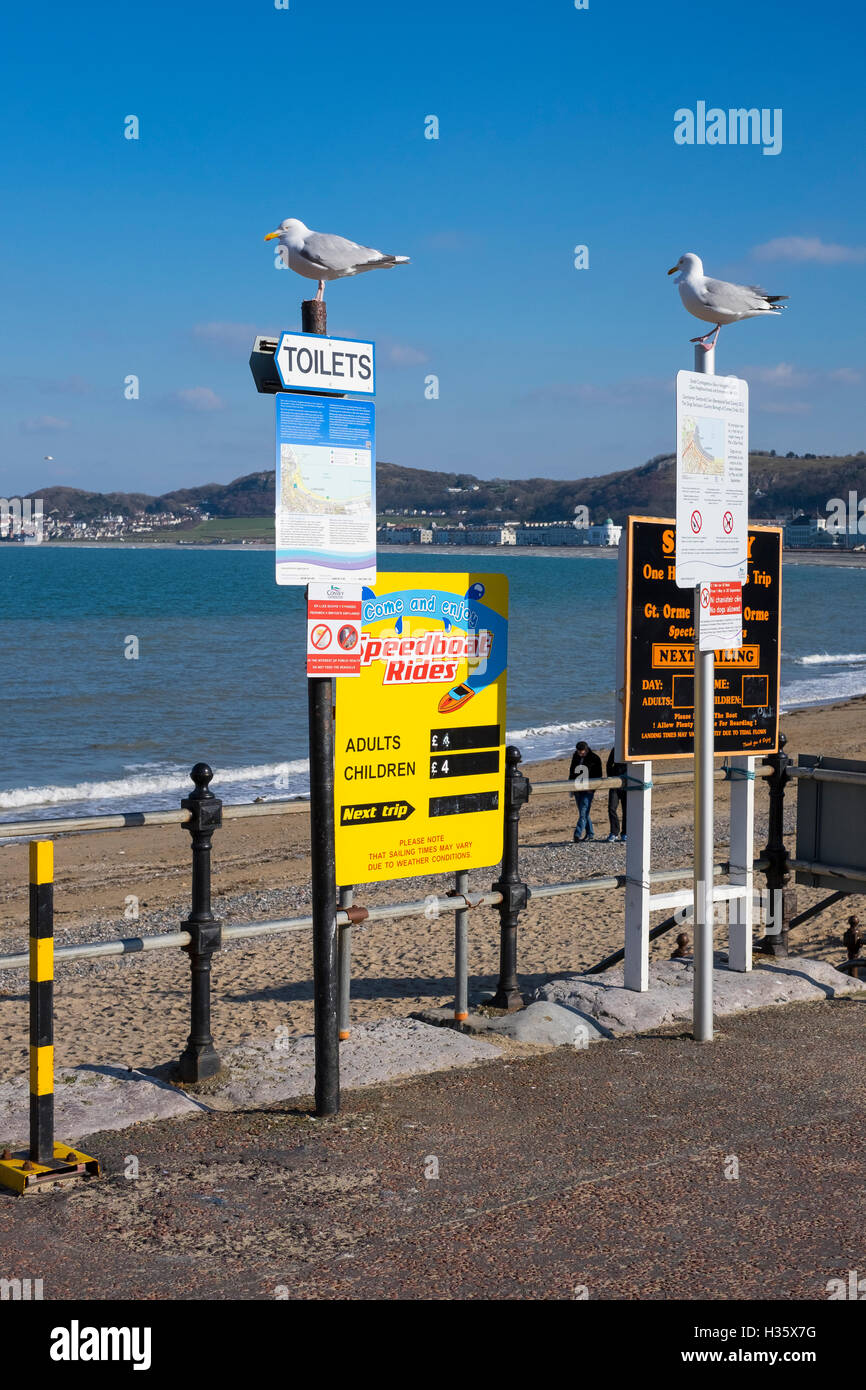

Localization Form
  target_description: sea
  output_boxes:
[1,546,864,824]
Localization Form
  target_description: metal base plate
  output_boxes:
[0,1142,100,1194]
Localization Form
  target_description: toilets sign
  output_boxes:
[275,331,375,395]
[334,572,508,884]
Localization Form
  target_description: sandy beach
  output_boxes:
[0,697,863,1081]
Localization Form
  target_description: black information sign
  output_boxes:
[429,791,500,817]
[429,724,501,752]
[621,517,781,759]
[429,750,500,779]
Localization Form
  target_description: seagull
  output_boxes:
[264,218,409,302]
[667,252,787,351]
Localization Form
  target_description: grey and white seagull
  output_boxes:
[668,252,788,351]
[264,218,409,301]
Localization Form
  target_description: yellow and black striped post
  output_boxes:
[29,840,54,1163]
[0,839,99,1193]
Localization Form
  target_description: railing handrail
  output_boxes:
[531,764,774,795]
[0,760,779,839]
[0,861,771,974]
[0,796,309,841]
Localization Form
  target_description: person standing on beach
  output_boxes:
[569,739,602,842]
[606,747,627,842]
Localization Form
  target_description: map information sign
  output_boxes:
[675,371,749,588]
[335,572,508,884]
[275,393,376,586]
[619,517,781,759]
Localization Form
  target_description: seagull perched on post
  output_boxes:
[667,252,787,351]
[264,218,409,301]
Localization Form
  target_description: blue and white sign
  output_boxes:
[275,331,375,396]
[275,393,376,586]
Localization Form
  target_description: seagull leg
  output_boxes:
[315,280,326,302]
[690,324,722,351]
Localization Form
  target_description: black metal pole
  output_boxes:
[309,675,339,1114]
[491,745,531,1009]
[301,294,340,1115]
[757,731,793,957]
[178,763,223,1082]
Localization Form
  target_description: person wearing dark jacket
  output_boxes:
[606,747,628,842]
[569,740,603,841]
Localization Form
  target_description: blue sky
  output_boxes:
[2,0,864,498]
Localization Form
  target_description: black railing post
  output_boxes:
[757,732,794,957]
[178,763,223,1081]
[491,746,531,1009]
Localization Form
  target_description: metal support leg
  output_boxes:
[491,746,531,1010]
[338,886,353,1041]
[624,762,652,991]
[454,870,469,1022]
[757,733,791,957]
[728,756,755,971]
[178,764,223,1082]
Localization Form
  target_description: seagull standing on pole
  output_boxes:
[668,252,788,351]
[264,218,409,302]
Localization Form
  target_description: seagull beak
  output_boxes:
[264,231,280,241]
[667,265,678,275]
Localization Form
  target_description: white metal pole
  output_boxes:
[728,755,755,971]
[624,760,652,991]
[693,341,715,1040]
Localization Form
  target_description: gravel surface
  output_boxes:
[0,995,863,1302]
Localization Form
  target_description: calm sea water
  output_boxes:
[1,546,864,821]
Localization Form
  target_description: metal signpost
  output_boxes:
[675,352,749,1040]
[254,299,379,1115]
[334,572,508,885]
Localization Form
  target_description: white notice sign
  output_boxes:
[276,332,375,395]
[675,371,748,589]
[698,580,743,653]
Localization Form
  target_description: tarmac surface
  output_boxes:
[1,995,864,1301]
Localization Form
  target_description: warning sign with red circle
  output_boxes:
[723,511,734,534]
[691,509,702,534]
[307,584,363,676]
[698,580,743,652]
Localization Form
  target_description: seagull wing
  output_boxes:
[702,277,786,313]
[298,232,389,273]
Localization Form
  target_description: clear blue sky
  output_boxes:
[2,0,864,498]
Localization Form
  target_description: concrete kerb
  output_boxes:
[533,954,865,1037]
[0,1019,500,1149]
[0,963,860,1150]
[418,954,864,1046]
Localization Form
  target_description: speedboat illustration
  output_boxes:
[437,682,475,714]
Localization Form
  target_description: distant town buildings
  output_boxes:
[783,514,864,549]
[377,512,865,552]
[0,506,206,543]
[377,519,623,548]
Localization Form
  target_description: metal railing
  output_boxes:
[1,736,855,1082]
